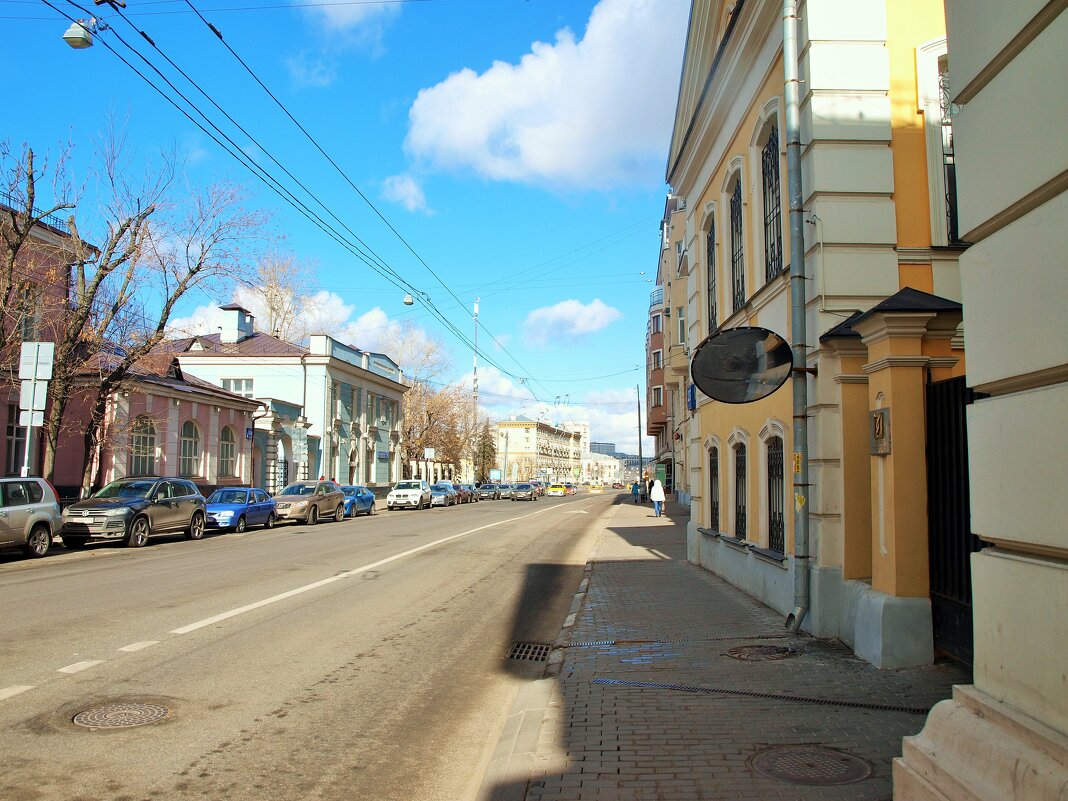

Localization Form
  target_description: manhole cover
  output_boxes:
[750,745,872,785]
[73,702,172,730]
[726,644,797,661]
[508,642,551,662]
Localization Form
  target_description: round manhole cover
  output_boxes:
[73,702,172,730]
[750,745,872,785]
[726,644,797,661]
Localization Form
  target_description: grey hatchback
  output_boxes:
[61,477,206,548]
[0,477,62,558]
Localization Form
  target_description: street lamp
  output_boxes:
[63,18,101,48]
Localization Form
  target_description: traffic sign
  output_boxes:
[19,410,44,427]
[19,342,55,380]
[20,380,48,411]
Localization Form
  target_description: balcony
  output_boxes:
[649,287,664,308]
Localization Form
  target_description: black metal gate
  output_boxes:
[926,376,984,665]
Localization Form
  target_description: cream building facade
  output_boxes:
[494,417,581,483]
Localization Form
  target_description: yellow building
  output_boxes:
[494,417,581,483]
[665,0,972,669]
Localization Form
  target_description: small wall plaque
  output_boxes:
[869,408,891,455]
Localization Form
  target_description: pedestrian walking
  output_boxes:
[631,481,640,504]
[638,480,648,504]
[650,479,666,517]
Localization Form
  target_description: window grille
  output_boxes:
[767,436,785,553]
[706,221,717,332]
[734,442,747,538]
[938,59,964,245]
[129,416,156,476]
[5,403,26,476]
[730,181,745,312]
[762,125,783,281]
[709,447,720,531]
[219,426,236,477]
[179,421,201,477]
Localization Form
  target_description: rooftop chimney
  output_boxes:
[219,304,254,344]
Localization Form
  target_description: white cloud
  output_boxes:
[382,173,430,213]
[297,0,399,32]
[404,0,688,189]
[522,299,622,345]
[286,52,338,88]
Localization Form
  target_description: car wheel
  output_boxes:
[23,524,52,558]
[63,536,88,550]
[235,516,247,534]
[334,503,345,522]
[126,516,151,548]
[308,506,319,525]
[265,512,276,529]
[367,502,377,516]
[186,512,205,540]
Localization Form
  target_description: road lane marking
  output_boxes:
[118,641,160,652]
[0,685,34,701]
[58,660,105,674]
[171,503,568,635]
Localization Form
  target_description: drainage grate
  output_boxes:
[750,744,872,785]
[73,702,172,730]
[508,642,551,662]
[726,644,798,661]
[592,678,931,715]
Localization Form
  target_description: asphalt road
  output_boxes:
[0,492,615,801]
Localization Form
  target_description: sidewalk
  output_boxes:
[483,497,969,801]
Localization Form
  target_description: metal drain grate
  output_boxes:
[750,744,872,785]
[726,644,798,661]
[508,642,551,662]
[73,702,172,730]
[592,678,931,715]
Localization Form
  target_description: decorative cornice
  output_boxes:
[974,363,1068,397]
[863,356,931,373]
[835,374,869,384]
[927,357,960,369]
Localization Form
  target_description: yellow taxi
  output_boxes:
[546,484,566,497]
[589,484,604,494]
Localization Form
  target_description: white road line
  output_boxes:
[171,504,564,635]
[58,660,105,674]
[118,641,160,652]
[0,685,34,701]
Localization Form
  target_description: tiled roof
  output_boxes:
[820,288,962,341]
[173,331,307,357]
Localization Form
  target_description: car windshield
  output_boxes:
[341,487,359,496]
[208,489,248,504]
[280,483,315,496]
[431,483,452,491]
[394,482,421,490]
[94,480,157,499]
[516,484,532,490]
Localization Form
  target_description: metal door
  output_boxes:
[926,376,984,666]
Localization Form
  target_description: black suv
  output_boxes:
[61,477,206,548]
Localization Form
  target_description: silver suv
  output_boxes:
[61,477,206,548]
[0,477,61,558]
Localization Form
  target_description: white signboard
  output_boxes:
[20,380,48,411]
[19,410,44,427]
[19,342,55,380]
[423,447,436,460]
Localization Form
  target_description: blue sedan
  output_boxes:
[341,485,377,517]
[205,487,276,532]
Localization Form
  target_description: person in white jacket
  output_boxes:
[650,479,666,518]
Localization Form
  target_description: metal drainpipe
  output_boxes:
[784,0,811,633]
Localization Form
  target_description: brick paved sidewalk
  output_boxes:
[506,497,969,801]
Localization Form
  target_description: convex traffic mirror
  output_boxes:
[689,326,793,404]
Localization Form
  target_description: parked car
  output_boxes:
[387,480,432,510]
[62,477,206,549]
[459,484,480,502]
[341,485,377,517]
[527,480,545,496]
[0,477,61,558]
[452,483,474,503]
[430,482,459,507]
[511,482,537,502]
[497,483,515,500]
[476,483,501,500]
[206,487,276,532]
[612,482,624,490]
[273,480,345,525]
[546,484,566,497]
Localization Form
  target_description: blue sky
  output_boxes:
[5,0,689,454]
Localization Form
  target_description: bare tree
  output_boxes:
[239,251,318,342]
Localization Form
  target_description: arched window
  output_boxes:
[129,416,156,476]
[761,123,783,281]
[709,446,720,531]
[766,436,785,553]
[179,421,201,477]
[730,179,745,312]
[219,426,236,478]
[706,218,718,332]
[734,442,747,538]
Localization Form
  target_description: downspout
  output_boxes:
[784,0,811,633]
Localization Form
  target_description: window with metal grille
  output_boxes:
[129,416,156,476]
[179,420,201,477]
[938,57,964,245]
[5,403,26,476]
[219,426,237,477]
[734,442,747,538]
[709,446,720,531]
[730,180,745,312]
[767,436,785,553]
[706,220,717,332]
[762,125,783,282]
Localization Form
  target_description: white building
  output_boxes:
[580,452,623,485]
[495,416,581,483]
[175,305,407,491]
